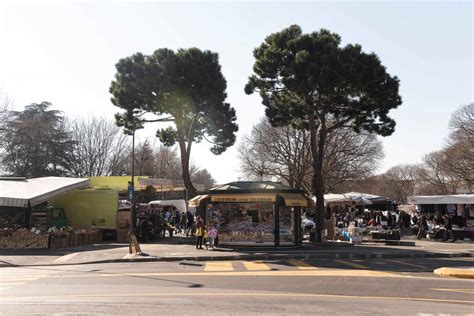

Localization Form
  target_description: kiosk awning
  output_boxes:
[188,195,209,207]
[279,193,313,207]
[210,193,276,203]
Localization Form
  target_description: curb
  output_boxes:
[433,267,474,279]
[2,251,473,267]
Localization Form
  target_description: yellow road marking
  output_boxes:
[204,262,233,272]
[242,261,271,271]
[335,260,369,269]
[92,270,395,278]
[53,253,79,262]
[385,259,427,269]
[431,288,474,294]
[5,291,474,305]
[288,260,318,270]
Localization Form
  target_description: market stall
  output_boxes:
[320,192,398,243]
[189,181,313,247]
[408,194,474,240]
[0,176,93,249]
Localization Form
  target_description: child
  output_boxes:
[208,225,218,249]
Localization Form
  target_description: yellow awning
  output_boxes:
[210,193,276,203]
[278,193,313,207]
[188,194,209,207]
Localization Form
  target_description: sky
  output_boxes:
[0,1,472,184]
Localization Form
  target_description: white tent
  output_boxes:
[321,192,374,206]
[408,194,474,205]
[148,199,188,212]
[0,177,90,208]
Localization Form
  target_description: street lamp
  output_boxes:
[130,128,136,230]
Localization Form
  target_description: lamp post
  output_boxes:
[131,128,136,231]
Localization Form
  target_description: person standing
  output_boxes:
[442,214,456,242]
[208,225,218,249]
[186,211,194,237]
[179,212,186,234]
[417,216,428,240]
[195,216,204,249]
[173,209,181,234]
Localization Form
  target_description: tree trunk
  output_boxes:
[309,116,326,243]
[177,127,197,198]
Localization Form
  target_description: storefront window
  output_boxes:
[209,203,275,245]
[279,206,295,245]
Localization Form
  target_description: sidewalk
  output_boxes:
[1,236,473,267]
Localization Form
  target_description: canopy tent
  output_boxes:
[345,192,394,204]
[148,199,188,212]
[0,177,90,208]
[320,192,375,206]
[408,194,474,205]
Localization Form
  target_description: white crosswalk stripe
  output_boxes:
[0,272,51,291]
[53,252,80,262]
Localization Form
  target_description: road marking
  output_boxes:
[288,260,318,270]
[6,291,474,305]
[335,260,369,269]
[0,276,46,281]
[242,261,271,271]
[93,269,395,278]
[122,253,135,259]
[0,282,25,286]
[204,262,233,272]
[385,259,427,269]
[431,288,474,294]
[53,252,79,262]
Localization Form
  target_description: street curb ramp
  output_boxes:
[433,267,474,279]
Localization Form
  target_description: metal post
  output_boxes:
[131,129,135,230]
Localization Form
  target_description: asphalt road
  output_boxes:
[1,257,473,315]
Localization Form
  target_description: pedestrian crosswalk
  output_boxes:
[288,259,318,270]
[199,258,432,273]
[242,261,272,271]
[0,272,48,291]
[204,261,233,271]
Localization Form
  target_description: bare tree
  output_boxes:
[0,96,14,175]
[416,150,461,195]
[239,118,383,191]
[414,104,474,195]
[68,117,130,177]
[446,103,474,192]
[154,145,181,179]
[382,164,419,204]
[322,127,384,193]
[239,119,312,188]
[449,103,474,141]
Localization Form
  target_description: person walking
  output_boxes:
[195,216,204,249]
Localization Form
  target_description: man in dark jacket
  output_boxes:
[442,214,456,242]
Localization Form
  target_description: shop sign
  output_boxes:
[211,194,275,203]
